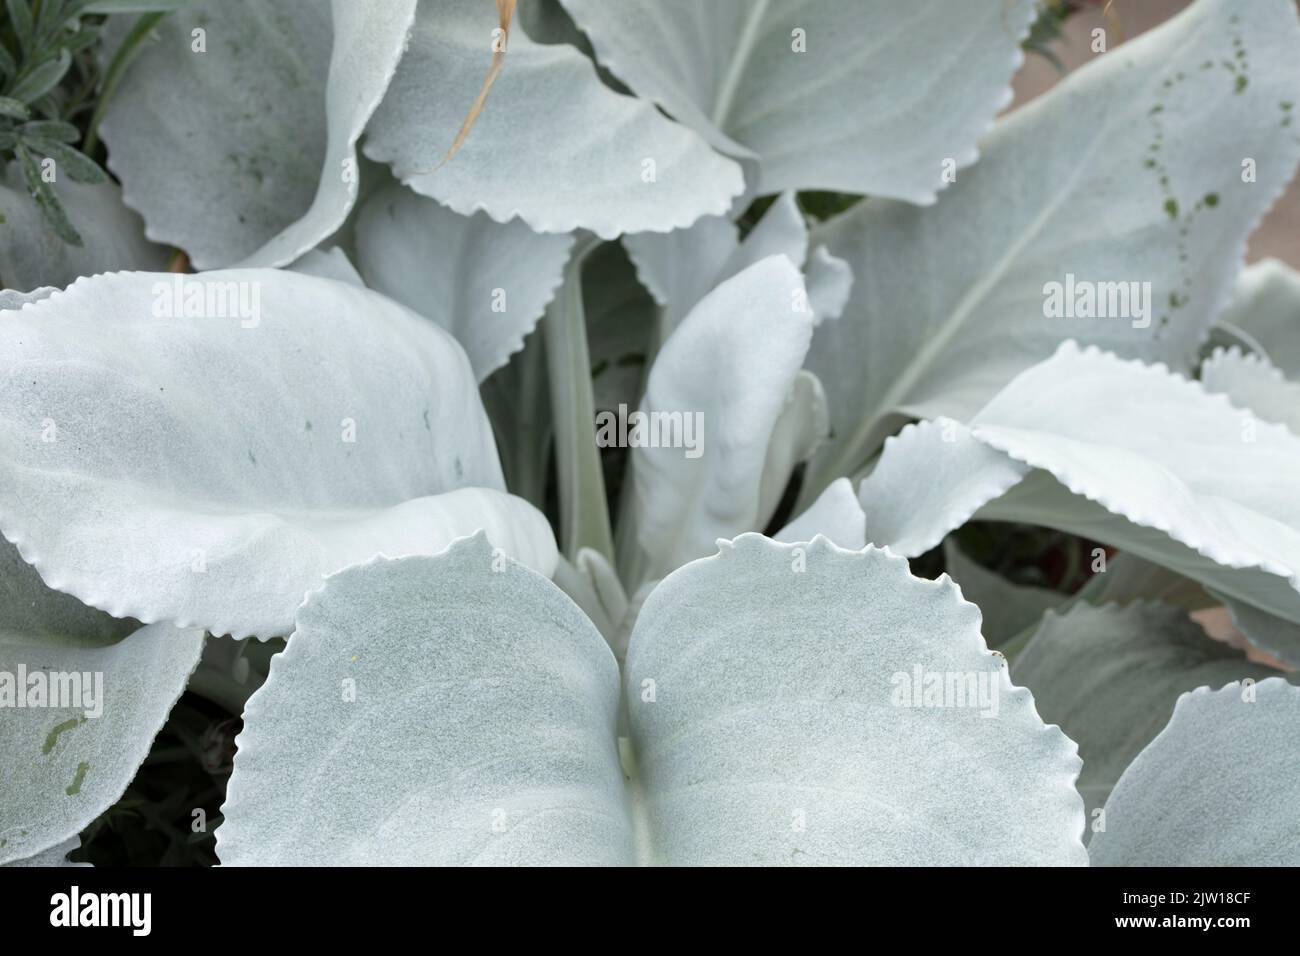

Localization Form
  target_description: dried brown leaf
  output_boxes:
[438,0,517,169]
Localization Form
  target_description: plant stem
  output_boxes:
[82,10,163,156]
[507,328,549,508]
[543,235,614,564]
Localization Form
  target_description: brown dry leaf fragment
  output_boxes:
[167,249,191,273]
[439,0,517,169]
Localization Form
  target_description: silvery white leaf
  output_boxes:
[860,343,1300,665]
[623,214,737,338]
[221,533,1086,865]
[972,344,1300,643]
[354,182,574,381]
[757,370,829,525]
[857,418,1029,557]
[1201,346,1300,435]
[0,539,132,648]
[1,836,87,867]
[624,192,851,338]
[0,165,167,291]
[1013,601,1286,820]
[0,287,56,311]
[724,191,807,269]
[364,0,743,239]
[286,247,365,287]
[218,535,632,866]
[0,269,555,640]
[624,534,1087,865]
[804,245,852,323]
[631,256,814,582]
[802,0,1300,503]
[1218,258,1300,375]
[1088,678,1300,865]
[101,0,417,269]
[559,0,1034,202]
[943,540,1063,647]
[552,547,628,648]
[0,538,204,864]
[775,478,865,550]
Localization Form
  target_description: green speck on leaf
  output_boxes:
[1164,199,1179,219]
[66,761,89,796]
[42,717,78,755]
[1236,75,1249,94]
[1204,193,1219,208]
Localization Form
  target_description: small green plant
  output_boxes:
[0,0,109,245]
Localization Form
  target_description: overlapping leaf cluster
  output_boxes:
[1,0,1299,867]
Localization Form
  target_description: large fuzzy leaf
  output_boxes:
[0,539,203,865]
[1012,601,1285,820]
[801,0,1300,502]
[364,0,743,239]
[218,534,632,866]
[859,343,1300,666]
[559,0,1034,203]
[1088,679,1300,865]
[630,255,814,582]
[624,534,1087,865]
[100,0,417,269]
[220,533,1087,865]
[0,164,167,290]
[0,269,555,640]
[973,345,1300,636]
[353,182,574,381]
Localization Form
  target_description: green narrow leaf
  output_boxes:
[0,94,28,119]
[28,91,57,118]
[61,27,102,54]
[20,118,78,141]
[82,11,164,155]
[32,0,68,47]
[5,1,34,56]
[543,239,615,564]
[0,42,16,80]
[8,47,71,102]
[14,140,83,246]
[83,0,194,11]
[23,137,106,182]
